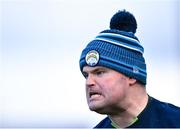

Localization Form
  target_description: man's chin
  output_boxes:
[88,104,106,114]
[89,103,100,111]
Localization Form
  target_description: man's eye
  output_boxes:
[96,71,105,76]
[83,73,88,79]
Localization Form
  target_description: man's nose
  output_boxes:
[86,74,95,87]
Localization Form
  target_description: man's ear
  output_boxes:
[128,77,137,86]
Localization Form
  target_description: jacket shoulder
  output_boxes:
[152,97,180,127]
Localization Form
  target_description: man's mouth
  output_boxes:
[89,92,101,99]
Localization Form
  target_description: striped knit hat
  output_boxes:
[79,10,147,85]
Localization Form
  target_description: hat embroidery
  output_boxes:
[85,50,99,66]
[133,66,139,74]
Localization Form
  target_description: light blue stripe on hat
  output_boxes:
[95,37,144,54]
[98,33,141,45]
[95,33,144,54]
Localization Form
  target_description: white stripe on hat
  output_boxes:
[97,33,142,45]
[95,37,144,54]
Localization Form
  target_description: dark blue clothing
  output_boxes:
[94,96,180,128]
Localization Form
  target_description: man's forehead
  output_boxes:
[82,66,108,72]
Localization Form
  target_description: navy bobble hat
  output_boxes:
[79,10,147,85]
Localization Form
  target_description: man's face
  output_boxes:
[82,66,130,114]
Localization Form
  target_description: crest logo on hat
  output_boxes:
[85,50,99,66]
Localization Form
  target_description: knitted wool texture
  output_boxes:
[79,29,147,85]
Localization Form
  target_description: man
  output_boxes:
[79,10,180,128]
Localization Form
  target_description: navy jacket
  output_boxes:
[95,96,180,128]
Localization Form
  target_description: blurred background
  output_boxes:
[0,0,179,127]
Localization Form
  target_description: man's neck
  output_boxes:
[109,85,149,128]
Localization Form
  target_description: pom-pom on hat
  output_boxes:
[79,10,147,85]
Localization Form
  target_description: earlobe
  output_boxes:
[129,77,137,86]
